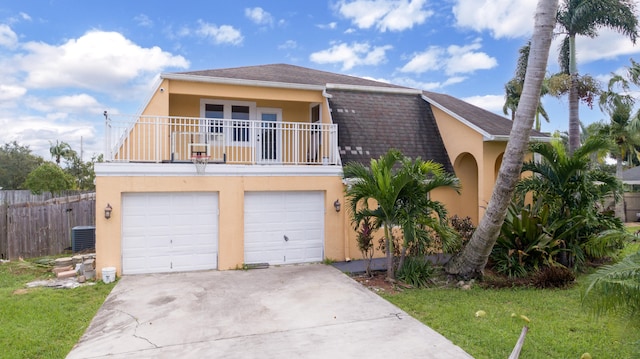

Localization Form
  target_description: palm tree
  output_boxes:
[503,42,551,131]
[597,73,640,218]
[445,0,558,277]
[344,149,459,280]
[515,137,622,267]
[49,140,75,165]
[582,250,640,318]
[556,0,638,153]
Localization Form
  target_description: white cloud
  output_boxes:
[196,21,243,45]
[278,40,297,49]
[337,0,433,32]
[29,94,102,114]
[0,84,26,101]
[134,14,153,27]
[393,76,467,91]
[20,12,32,21]
[317,22,338,30]
[0,24,18,48]
[245,7,274,26]
[400,40,497,75]
[310,42,392,70]
[19,30,189,91]
[462,94,505,113]
[453,0,536,39]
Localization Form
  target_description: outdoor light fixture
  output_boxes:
[104,203,113,219]
[333,199,341,212]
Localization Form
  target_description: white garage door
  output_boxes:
[244,191,324,265]
[122,192,218,274]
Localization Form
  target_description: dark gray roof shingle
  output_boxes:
[176,63,406,89]
[327,89,453,172]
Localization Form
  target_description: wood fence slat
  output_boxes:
[1,191,95,259]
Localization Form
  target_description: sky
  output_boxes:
[1,0,640,160]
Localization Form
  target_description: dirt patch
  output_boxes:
[13,288,29,295]
[351,271,405,294]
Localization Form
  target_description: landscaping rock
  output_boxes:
[54,257,73,267]
[53,265,73,274]
[57,270,77,279]
[78,275,86,283]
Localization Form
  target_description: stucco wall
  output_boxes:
[95,174,346,276]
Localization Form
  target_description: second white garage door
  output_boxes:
[244,191,324,265]
[122,192,219,274]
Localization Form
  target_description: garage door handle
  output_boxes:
[284,235,289,242]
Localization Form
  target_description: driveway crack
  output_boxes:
[114,309,159,348]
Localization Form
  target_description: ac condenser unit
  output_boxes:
[72,226,96,252]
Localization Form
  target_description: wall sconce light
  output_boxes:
[104,203,113,219]
[333,199,341,212]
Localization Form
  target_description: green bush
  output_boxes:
[491,201,563,277]
[396,256,433,288]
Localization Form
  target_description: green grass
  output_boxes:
[0,259,115,359]
[382,275,639,359]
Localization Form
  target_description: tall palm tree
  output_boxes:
[49,140,75,165]
[503,42,551,131]
[556,0,638,153]
[344,149,459,280]
[446,0,559,277]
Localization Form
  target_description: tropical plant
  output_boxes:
[491,200,565,277]
[49,140,75,165]
[355,217,376,277]
[503,42,551,131]
[445,0,558,278]
[396,256,433,288]
[344,149,459,280]
[555,0,639,153]
[515,137,625,269]
[582,250,640,319]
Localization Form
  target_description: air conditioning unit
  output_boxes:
[72,226,96,253]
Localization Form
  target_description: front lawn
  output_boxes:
[381,259,640,359]
[0,259,115,359]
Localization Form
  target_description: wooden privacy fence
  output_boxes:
[0,191,95,260]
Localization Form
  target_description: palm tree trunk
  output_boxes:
[445,0,558,277]
[615,157,625,221]
[384,223,395,279]
[568,35,580,154]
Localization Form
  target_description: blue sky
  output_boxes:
[1,0,640,159]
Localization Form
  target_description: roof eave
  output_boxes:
[161,72,326,91]
[484,135,552,142]
[421,94,493,138]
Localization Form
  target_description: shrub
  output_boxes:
[356,217,376,276]
[396,256,433,288]
[531,266,576,289]
[491,201,563,277]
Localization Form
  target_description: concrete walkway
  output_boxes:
[67,264,472,359]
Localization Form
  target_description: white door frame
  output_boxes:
[256,108,282,164]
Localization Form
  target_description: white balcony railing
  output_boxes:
[103,113,340,165]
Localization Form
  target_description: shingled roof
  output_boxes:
[327,89,453,172]
[175,63,405,89]
[423,90,547,139]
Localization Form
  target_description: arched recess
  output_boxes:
[453,153,479,224]
[494,153,504,183]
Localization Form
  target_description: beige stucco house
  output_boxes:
[94,64,547,276]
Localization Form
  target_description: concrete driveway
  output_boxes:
[67,264,472,358]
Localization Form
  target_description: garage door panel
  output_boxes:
[122,192,219,274]
[245,191,324,265]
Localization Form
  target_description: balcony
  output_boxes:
[104,114,341,166]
